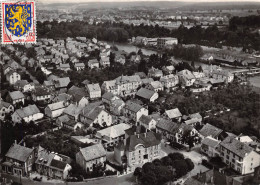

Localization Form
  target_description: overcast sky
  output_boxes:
[38,0,260,4]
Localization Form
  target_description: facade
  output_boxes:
[219,136,260,175]
[138,115,157,130]
[76,144,106,172]
[157,37,178,48]
[7,91,25,105]
[201,136,220,157]
[212,70,234,83]
[146,81,164,92]
[32,87,52,102]
[80,106,112,127]
[177,70,196,87]
[74,63,85,71]
[148,67,163,78]
[86,83,101,99]
[2,144,36,177]
[14,80,35,92]
[123,101,148,122]
[45,101,67,118]
[160,74,179,89]
[12,104,43,124]
[35,147,72,180]
[6,70,21,85]
[114,131,162,170]
[88,59,100,69]
[0,101,14,120]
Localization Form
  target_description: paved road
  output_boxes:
[1,172,135,185]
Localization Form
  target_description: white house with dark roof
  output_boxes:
[32,86,52,102]
[14,80,35,92]
[45,101,67,118]
[2,144,36,176]
[123,101,148,122]
[136,88,158,102]
[12,104,43,124]
[88,59,100,69]
[74,63,85,71]
[86,83,101,99]
[0,101,14,120]
[146,81,164,92]
[138,115,157,130]
[76,144,106,172]
[177,69,196,87]
[114,131,162,170]
[201,136,220,157]
[199,123,227,140]
[219,136,260,174]
[160,74,179,89]
[7,91,25,105]
[80,106,112,127]
[6,70,21,85]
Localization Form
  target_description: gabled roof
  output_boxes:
[14,80,29,88]
[201,136,220,148]
[115,75,141,84]
[78,144,106,162]
[47,101,66,111]
[220,136,255,158]
[199,123,223,138]
[0,101,12,109]
[150,81,163,89]
[50,159,67,170]
[57,115,71,123]
[9,91,25,100]
[102,92,115,101]
[87,83,101,92]
[125,132,161,152]
[5,144,34,162]
[54,77,70,88]
[97,123,131,139]
[165,108,182,119]
[136,88,157,100]
[63,104,83,117]
[75,63,85,67]
[80,106,105,123]
[139,115,154,125]
[15,104,41,118]
[124,101,144,113]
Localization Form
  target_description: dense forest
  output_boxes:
[37,15,260,51]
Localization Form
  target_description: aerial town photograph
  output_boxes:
[0,0,260,184]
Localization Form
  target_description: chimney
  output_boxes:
[23,142,26,147]
[137,134,139,138]
[144,133,147,138]
[14,140,17,144]
[134,132,136,135]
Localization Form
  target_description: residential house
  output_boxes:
[56,115,71,127]
[4,61,20,74]
[45,101,67,118]
[134,72,147,79]
[86,83,101,99]
[76,144,106,172]
[59,63,71,72]
[6,70,21,85]
[96,123,131,147]
[62,118,84,131]
[100,56,110,67]
[148,67,163,78]
[162,65,175,74]
[66,87,88,107]
[136,88,159,102]
[102,92,120,105]
[80,106,112,127]
[138,115,157,130]
[141,78,154,85]
[175,123,199,144]
[212,70,234,83]
[201,136,220,157]
[150,113,179,141]
[7,91,25,105]
[165,108,182,122]
[88,59,100,69]
[219,136,260,174]
[0,101,14,120]
[74,63,85,71]
[177,69,196,87]
[115,75,142,96]
[199,123,227,140]
[63,104,83,121]
[53,77,71,90]
[12,104,43,124]
[114,131,162,171]
[35,147,72,180]
[32,86,52,102]
[2,143,36,176]
[51,93,72,105]
[157,37,178,48]
[146,81,164,92]
[123,101,148,122]
[160,74,179,89]
[110,99,125,116]
[14,80,35,92]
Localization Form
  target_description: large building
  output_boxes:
[219,136,260,175]
[157,37,178,48]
